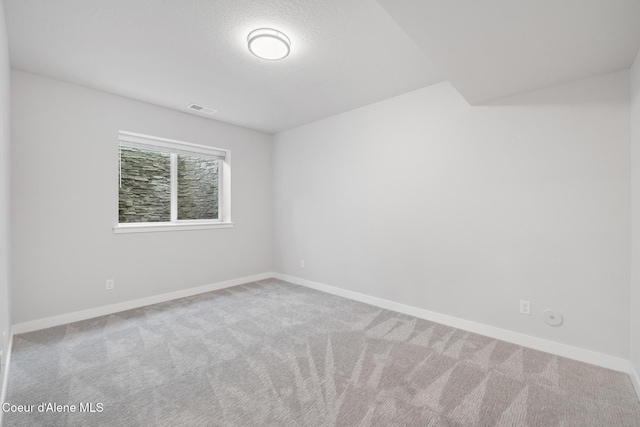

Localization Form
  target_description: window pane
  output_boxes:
[119,147,171,223]
[177,155,219,220]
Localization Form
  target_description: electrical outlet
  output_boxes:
[300,260,305,268]
[106,279,115,290]
[520,300,531,315]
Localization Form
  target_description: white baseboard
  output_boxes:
[9,270,638,393]
[274,273,632,374]
[0,330,14,427]
[12,272,275,334]
[630,363,640,402]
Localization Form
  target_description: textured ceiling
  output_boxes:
[377,0,640,105]
[3,0,445,134]
[5,1,640,133]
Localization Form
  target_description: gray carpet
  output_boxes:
[4,279,640,426]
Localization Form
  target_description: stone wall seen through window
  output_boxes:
[119,148,219,223]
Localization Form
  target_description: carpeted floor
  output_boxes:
[4,279,640,426]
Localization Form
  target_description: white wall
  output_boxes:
[631,49,640,378]
[0,0,11,381]
[11,70,273,324]
[274,71,631,357]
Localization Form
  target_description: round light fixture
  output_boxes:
[247,28,290,60]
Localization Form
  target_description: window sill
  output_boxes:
[113,222,234,234]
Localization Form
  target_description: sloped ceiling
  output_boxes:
[4,0,640,133]
[376,0,640,105]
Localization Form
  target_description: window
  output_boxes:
[114,131,232,233]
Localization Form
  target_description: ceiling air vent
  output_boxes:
[187,104,217,114]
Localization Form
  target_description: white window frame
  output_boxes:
[113,131,233,234]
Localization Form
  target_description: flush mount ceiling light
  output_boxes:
[247,28,291,60]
